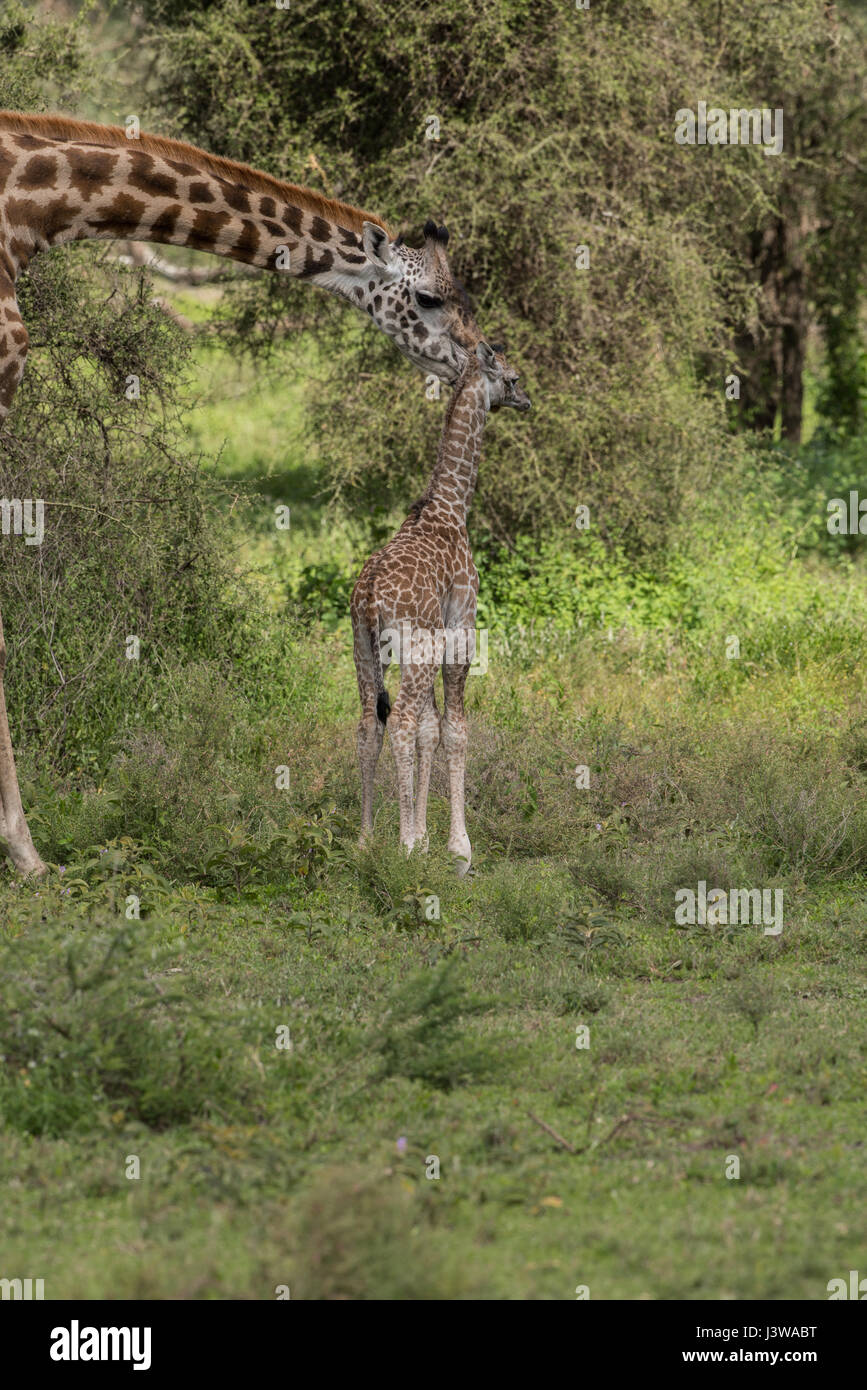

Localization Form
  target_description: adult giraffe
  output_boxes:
[0,111,483,875]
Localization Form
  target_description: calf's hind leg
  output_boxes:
[352,625,385,843]
[413,684,441,850]
[389,660,438,854]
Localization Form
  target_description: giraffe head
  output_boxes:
[360,218,481,383]
[475,340,532,413]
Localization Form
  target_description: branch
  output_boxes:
[526,1109,577,1154]
[150,295,307,338]
[119,240,242,285]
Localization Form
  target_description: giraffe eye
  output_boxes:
[415,291,443,310]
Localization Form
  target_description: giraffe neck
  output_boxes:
[421,370,488,524]
[0,114,382,296]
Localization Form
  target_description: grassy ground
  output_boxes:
[2,335,866,1301]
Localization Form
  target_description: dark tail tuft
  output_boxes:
[370,622,390,722]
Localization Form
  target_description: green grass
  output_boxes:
[1,861,864,1299]
[3,620,867,1299]
[3,322,867,1300]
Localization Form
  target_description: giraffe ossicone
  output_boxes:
[351,341,531,872]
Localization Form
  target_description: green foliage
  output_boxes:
[291,1165,475,1299]
[132,0,867,552]
[2,249,278,777]
[366,958,497,1090]
[0,0,91,112]
[3,0,867,1303]
[560,904,627,974]
[0,915,263,1136]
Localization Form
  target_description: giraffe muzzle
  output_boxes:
[508,384,532,412]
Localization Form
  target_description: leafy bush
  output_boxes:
[367,958,498,1090]
[0,915,264,1136]
[135,0,867,552]
[2,248,275,778]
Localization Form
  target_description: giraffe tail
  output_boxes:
[371,625,390,723]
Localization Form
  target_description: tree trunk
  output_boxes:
[778,205,809,444]
[737,203,809,444]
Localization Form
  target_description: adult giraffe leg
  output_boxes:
[442,651,472,875]
[0,609,46,875]
[0,276,46,875]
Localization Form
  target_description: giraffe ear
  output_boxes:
[476,341,497,370]
[361,221,399,274]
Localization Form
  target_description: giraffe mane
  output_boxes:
[0,111,393,237]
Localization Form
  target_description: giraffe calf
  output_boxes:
[351,342,530,873]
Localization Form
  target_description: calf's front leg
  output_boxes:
[442,654,472,875]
